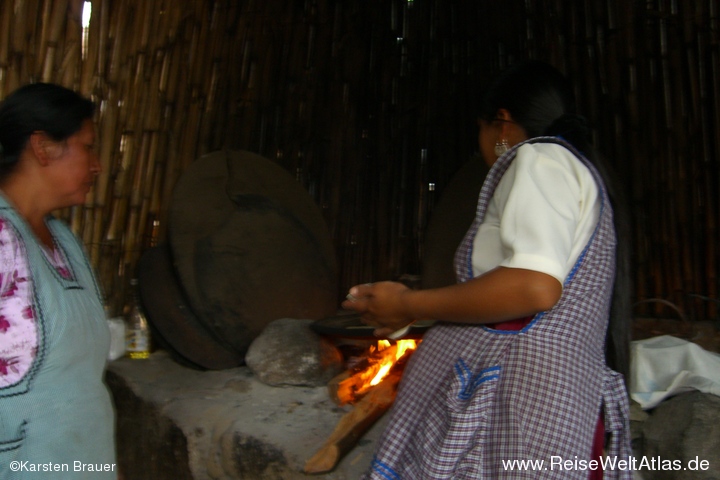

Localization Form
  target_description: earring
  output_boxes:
[494,139,509,157]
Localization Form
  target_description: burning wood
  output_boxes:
[303,339,419,474]
[330,339,418,405]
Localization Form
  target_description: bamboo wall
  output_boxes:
[0,0,718,321]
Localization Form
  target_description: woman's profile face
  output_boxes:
[47,119,101,208]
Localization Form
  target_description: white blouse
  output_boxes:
[471,142,601,285]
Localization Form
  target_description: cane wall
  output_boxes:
[0,0,717,321]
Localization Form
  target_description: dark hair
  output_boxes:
[0,83,96,177]
[480,60,633,379]
[479,61,576,136]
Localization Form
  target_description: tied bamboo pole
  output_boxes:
[122,130,151,272]
[0,2,11,84]
[105,0,127,88]
[33,0,52,79]
[91,94,118,265]
[56,0,83,88]
[141,131,163,248]
[79,0,101,96]
[8,0,29,91]
[105,131,134,233]
[41,0,70,82]
[95,0,110,84]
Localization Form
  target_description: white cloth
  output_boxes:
[472,142,600,283]
[630,335,720,409]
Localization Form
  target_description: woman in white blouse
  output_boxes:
[344,61,632,480]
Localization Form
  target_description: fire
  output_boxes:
[332,339,419,405]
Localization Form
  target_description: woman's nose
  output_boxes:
[92,153,102,175]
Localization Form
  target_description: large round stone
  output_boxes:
[169,150,338,358]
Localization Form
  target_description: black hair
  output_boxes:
[0,83,96,178]
[480,60,633,379]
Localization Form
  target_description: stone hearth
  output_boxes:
[107,320,720,480]
[107,352,388,479]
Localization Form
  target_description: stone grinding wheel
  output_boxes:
[168,150,338,358]
[136,244,244,370]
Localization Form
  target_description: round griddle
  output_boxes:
[311,312,434,340]
[168,150,338,357]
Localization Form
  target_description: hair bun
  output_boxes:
[546,113,590,145]
[546,113,590,139]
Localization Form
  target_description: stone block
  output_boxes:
[245,318,344,387]
[640,391,720,479]
[107,352,386,479]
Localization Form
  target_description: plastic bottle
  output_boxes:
[125,278,151,359]
[105,305,126,361]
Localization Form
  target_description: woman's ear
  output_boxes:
[29,132,63,166]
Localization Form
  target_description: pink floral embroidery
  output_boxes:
[0,217,38,387]
[57,266,71,279]
[0,356,19,376]
[1,272,18,298]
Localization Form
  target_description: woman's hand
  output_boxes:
[341,281,415,337]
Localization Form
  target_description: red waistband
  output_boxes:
[490,315,533,331]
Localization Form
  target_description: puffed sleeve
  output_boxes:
[495,143,598,283]
[0,218,38,388]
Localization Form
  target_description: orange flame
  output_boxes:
[334,339,419,405]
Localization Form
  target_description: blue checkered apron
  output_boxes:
[364,138,632,480]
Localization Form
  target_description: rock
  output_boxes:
[629,400,648,458]
[245,318,345,387]
[641,391,720,479]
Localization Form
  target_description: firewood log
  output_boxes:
[303,370,401,474]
